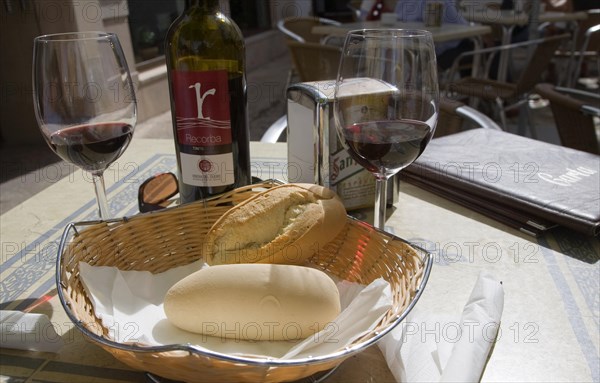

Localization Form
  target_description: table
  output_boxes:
[1,138,599,382]
[462,10,588,82]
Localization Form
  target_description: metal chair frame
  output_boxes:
[444,34,570,136]
[276,16,341,43]
[570,23,600,87]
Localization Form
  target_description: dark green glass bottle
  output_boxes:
[165,0,251,203]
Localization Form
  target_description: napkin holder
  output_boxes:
[287,80,399,210]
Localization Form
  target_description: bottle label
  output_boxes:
[179,152,234,186]
[172,70,234,187]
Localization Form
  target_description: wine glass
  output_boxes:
[33,32,137,219]
[333,29,439,230]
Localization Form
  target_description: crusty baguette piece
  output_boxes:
[203,183,347,265]
[163,263,341,340]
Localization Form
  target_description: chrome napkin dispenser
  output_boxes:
[287,80,398,211]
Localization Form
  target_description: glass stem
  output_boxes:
[92,173,110,219]
[374,175,388,231]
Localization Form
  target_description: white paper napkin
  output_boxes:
[378,271,505,382]
[0,310,64,353]
[78,261,393,360]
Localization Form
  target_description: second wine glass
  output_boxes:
[334,29,439,230]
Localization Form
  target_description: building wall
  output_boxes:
[1,2,45,144]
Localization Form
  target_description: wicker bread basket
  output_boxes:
[57,180,432,383]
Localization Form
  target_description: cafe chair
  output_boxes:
[277,17,342,88]
[445,34,570,136]
[534,83,600,154]
[285,40,342,83]
[436,98,503,138]
[276,16,341,44]
[553,9,600,88]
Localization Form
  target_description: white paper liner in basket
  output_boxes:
[78,260,394,360]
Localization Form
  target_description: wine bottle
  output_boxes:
[165,0,251,204]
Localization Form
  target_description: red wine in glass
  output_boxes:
[344,119,433,175]
[49,122,133,174]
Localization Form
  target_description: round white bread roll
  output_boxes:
[163,263,341,341]
[203,183,347,265]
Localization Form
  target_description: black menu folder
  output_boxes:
[404,129,600,236]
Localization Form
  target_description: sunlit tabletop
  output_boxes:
[1,138,598,382]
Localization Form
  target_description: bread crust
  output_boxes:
[204,183,347,265]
